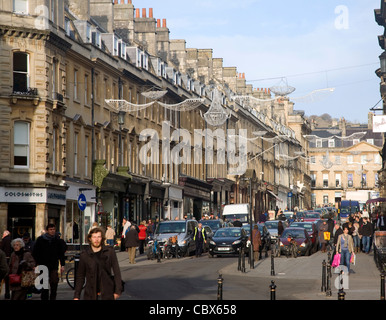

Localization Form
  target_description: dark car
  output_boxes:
[289,221,319,254]
[303,212,321,223]
[209,227,248,257]
[199,219,225,233]
[279,227,312,256]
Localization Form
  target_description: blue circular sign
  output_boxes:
[78,193,87,211]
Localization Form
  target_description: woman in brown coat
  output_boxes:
[251,225,262,262]
[9,238,35,300]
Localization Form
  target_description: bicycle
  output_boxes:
[285,235,300,258]
[66,255,86,290]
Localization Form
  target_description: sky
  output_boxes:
[133,0,383,123]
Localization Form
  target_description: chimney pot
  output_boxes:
[136,8,140,18]
[142,8,146,17]
[162,18,167,28]
[149,8,153,18]
[157,19,161,28]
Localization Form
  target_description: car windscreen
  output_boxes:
[200,220,220,229]
[282,229,305,239]
[305,213,320,218]
[265,221,278,229]
[222,214,248,222]
[156,222,186,234]
[291,223,313,231]
[214,229,241,238]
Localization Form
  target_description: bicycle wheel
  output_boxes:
[66,267,75,289]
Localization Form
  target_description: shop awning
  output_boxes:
[366,197,386,204]
[267,190,283,202]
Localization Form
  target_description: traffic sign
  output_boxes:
[288,192,293,198]
[78,193,87,211]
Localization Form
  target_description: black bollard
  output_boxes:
[74,253,80,288]
[217,274,223,300]
[321,260,326,292]
[241,247,246,273]
[381,273,385,301]
[271,244,275,276]
[326,263,332,297]
[338,270,345,300]
[270,280,276,300]
[238,248,241,271]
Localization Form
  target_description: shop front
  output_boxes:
[0,186,67,240]
[179,175,212,221]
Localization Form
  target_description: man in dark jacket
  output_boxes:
[0,249,9,285]
[32,223,65,300]
[74,227,122,300]
[193,223,207,257]
[0,230,12,299]
[359,217,373,253]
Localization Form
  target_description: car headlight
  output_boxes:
[279,241,284,247]
[210,240,216,246]
[300,242,306,247]
[232,240,241,245]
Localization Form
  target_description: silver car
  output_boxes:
[264,220,289,242]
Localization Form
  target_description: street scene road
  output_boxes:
[21,246,381,301]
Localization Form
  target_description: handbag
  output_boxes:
[324,232,330,241]
[21,270,37,288]
[331,253,341,268]
[350,252,356,265]
[8,273,21,285]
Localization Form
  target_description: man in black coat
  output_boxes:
[74,227,122,300]
[0,230,12,299]
[32,223,65,300]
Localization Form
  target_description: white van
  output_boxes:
[222,204,251,226]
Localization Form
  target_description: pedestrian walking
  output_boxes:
[138,221,147,254]
[318,220,329,252]
[120,218,131,252]
[22,232,35,252]
[125,225,139,264]
[74,227,122,300]
[377,212,386,231]
[105,225,115,246]
[32,223,65,300]
[8,238,35,300]
[359,217,373,254]
[250,225,262,262]
[336,226,354,275]
[147,219,155,239]
[0,248,9,294]
[193,223,207,257]
[0,230,12,299]
[351,222,360,253]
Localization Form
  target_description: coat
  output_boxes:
[32,233,65,271]
[9,249,35,290]
[318,223,329,244]
[251,228,262,252]
[124,228,139,248]
[0,249,9,281]
[74,246,122,300]
[336,234,354,254]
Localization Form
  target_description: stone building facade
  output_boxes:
[0,0,310,244]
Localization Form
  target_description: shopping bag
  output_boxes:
[331,253,341,268]
[21,270,37,288]
[350,252,356,265]
[323,232,330,241]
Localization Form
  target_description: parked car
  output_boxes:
[154,220,198,256]
[264,220,289,241]
[289,221,319,254]
[209,227,248,257]
[199,219,226,233]
[279,227,312,256]
[303,212,321,223]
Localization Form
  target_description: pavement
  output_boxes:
[1,248,384,300]
[219,249,384,300]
